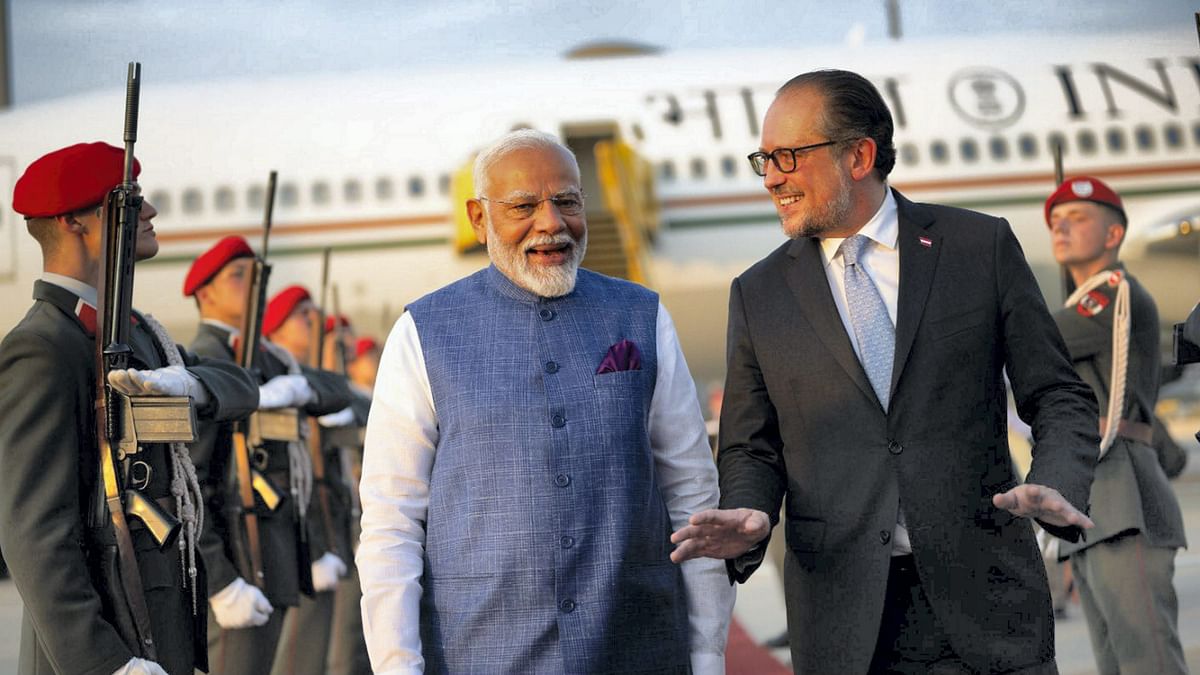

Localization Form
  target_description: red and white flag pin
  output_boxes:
[918,236,932,248]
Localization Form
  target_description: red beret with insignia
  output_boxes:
[325,314,352,333]
[355,337,380,359]
[183,235,255,296]
[263,285,312,336]
[1044,176,1125,227]
[13,142,141,218]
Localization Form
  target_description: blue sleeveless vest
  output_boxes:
[407,266,690,674]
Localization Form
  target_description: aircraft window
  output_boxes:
[988,137,1008,161]
[246,185,264,211]
[1047,133,1067,159]
[959,139,979,163]
[690,158,707,180]
[311,181,331,205]
[929,140,948,164]
[1134,126,1154,151]
[344,180,362,203]
[279,183,298,208]
[1193,122,1200,146]
[659,160,676,183]
[1076,130,1098,156]
[375,177,394,201]
[720,156,737,178]
[1017,134,1037,159]
[899,143,918,166]
[149,190,170,215]
[182,188,203,214]
[438,174,451,196]
[408,177,425,197]
[1163,124,1183,149]
[1105,128,1126,153]
[214,187,235,213]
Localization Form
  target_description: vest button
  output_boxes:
[551,414,566,428]
[879,530,892,544]
[560,535,575,549]
[539,308,556,321]
[555,473,571,487]
[887,440,903,455]
[544,361,559,374]
[559,598,576,613]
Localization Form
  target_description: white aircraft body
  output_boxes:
[1,28,1197,386]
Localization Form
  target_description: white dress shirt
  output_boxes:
[816,187,912,555]
[357,303,734,675]
[42,272,98,307]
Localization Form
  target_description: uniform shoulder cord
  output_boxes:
[1064,271,1130,460]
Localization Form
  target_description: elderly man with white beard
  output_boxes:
[356,129,733,675]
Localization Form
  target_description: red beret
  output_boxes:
[1045,176,1125,227]
[13,142,142,218]
[263,285,312,336]
[325,314,352,333]
[355,337,380,359]
[183,235,255,296]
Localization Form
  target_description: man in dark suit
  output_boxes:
[0,142,259,675]
[1044,177,1188,674]
[184,238,354,674]
[671,70,1100,674]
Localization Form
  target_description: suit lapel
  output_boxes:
[890,191,941,395]
[784,237,879,406]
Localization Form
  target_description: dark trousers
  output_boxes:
[272,589,335,675]
[868,555,969,675]
[207,606,287,675]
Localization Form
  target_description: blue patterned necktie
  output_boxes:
[840,234,894,411]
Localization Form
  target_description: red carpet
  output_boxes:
[725,618,791,674]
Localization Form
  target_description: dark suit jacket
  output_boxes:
[190,322,353,606]
[718,191,1099,674]
[0,281,258,675]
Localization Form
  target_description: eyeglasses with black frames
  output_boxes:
[479,192,585,220]
[746,139,852,176]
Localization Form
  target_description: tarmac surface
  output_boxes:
[2,448,1198,674]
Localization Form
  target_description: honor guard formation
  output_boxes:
[0,63,1196,675]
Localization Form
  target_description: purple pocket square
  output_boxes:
[596,339,642,374]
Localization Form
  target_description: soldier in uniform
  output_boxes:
[1046,176,1188,675]
[185,237,354,674]
[0,142,259,675]
[263,286,353,675]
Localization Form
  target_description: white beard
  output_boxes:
[486,217,588,298]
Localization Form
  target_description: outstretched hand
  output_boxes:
[993,483,1094,530]
[669,508,771,564]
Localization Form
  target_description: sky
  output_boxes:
[4,0,1196,106]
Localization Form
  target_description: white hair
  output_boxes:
[472,129,577,198]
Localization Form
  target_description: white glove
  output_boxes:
[258,374,315,409]
[108,365,209,405]
[111,657,168,675]
[209,577,273,629]
[311,552,347,592]
[318,406,356,428]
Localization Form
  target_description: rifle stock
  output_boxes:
[307,247,346,562]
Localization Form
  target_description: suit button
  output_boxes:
[560,535,575,549]
[544,361,559,374]
[560,598,576,613]
[880,530,892,544]
[539,308,556,321]
[551,414,566,428]
[887,440,903,455]
[555,473,571,487]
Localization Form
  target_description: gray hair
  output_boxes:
[472,129,577,198]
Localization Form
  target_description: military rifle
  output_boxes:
[306,248,346,562]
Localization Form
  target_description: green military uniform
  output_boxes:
[1054,263,1188,674]
[190,321,352,675]
[272,375,357,675]
[0,280,258,675]
[326,387,372,675]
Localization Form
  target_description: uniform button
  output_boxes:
[560,535,575,549]
[560,598,576,613]
[555,473,571,487]
[887,440,903,455]
[539,308,556,321]
[544,361,559,374]
[879,530,892,544]
[551,414,566,428]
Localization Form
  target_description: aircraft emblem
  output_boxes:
[947,67,1025,130]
